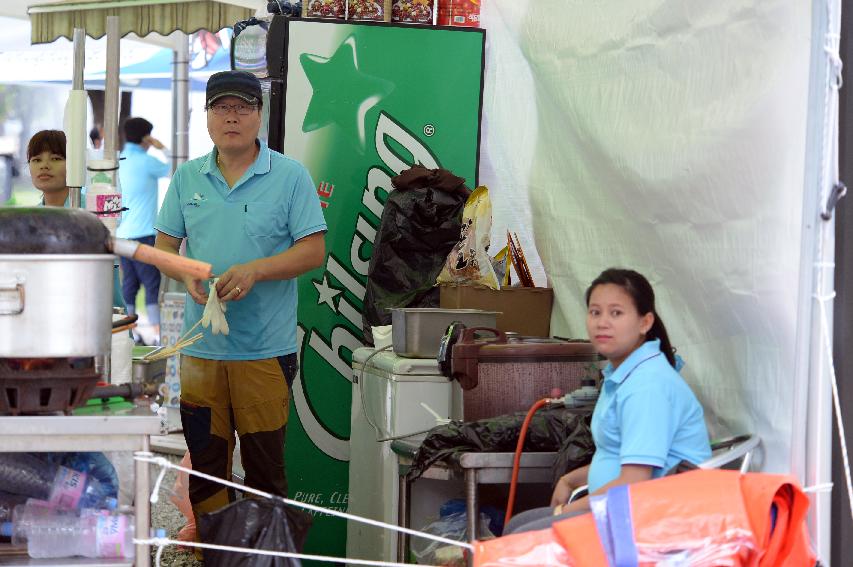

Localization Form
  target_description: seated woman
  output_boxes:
[506,268,711,534]
[28,130,70,207]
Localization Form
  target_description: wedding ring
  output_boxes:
[235,286,242,295]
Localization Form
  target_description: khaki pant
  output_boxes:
[179,354,297,522]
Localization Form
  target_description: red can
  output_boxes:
[391,0,435,24]
[436,0,481,27]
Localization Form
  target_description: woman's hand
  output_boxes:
[550,474,576,508]
[550,464,590,507]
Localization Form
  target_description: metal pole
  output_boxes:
[68,28,86,208]
[103,16,120,162]
[72,29,84,91]
[135,450,152,567]
[171,32,190,173]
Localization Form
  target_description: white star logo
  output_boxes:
[314,275,343,310]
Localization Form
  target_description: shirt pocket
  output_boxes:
[244,202,282,238]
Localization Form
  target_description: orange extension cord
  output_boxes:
[503,398,551,528]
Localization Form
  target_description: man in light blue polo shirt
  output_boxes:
[154,71,326,529]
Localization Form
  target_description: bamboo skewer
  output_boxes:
[142,318,205,362]
[513,232,535,287]
[507,231,535,287]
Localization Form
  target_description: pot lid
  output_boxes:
[0,207,110,254]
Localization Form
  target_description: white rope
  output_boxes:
[149,464,168,505]
[816,293,853,522]
[134,453,474,551]
[802,482,834,494]
[137,537,438,567]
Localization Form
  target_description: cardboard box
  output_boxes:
[439,284,553,337]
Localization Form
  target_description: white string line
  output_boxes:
[816,293,853,523]
[802,482,834,494]
[137,537,438,567]
[134,454,474,551]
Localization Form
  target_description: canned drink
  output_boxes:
[436,0,481,27]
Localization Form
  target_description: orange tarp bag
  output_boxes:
[551,513,608,566]
[738,474,815,567]
[617,469,757,566]
[474,469,816,567]
[473,525,575,567]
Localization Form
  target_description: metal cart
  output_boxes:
[0,408,161,567]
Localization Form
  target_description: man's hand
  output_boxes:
[216,262,259,302]
[184,275,208,305]
[143,135,166,151]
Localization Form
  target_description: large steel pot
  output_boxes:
[0,254,113,357]
[0,208,212,358]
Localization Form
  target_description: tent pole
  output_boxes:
[172,32,189,173]
[67,28,86,208]
[103,15,120,162]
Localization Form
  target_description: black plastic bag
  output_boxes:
[197,498,313,567]
[362,165,469,342]
[406,408,595,487]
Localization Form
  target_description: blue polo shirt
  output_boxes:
[155,140,327,360]
[117,142,170,239]
[587,339,710,493]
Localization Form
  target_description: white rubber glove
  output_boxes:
[201,278,230,335]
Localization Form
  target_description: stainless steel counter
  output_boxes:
[0,407,162,567]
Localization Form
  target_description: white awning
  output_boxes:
[27,0,253,44]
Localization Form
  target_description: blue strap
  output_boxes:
[607,484,639,567]
[590,494,615,564]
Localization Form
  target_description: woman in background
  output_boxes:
[28,130,69,207]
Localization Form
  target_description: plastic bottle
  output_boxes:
[48,465,117,511]
[0,491,28,525]
[0,505,135,559]
[0,454,116,510]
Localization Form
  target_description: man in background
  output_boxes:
[118,117,170,344]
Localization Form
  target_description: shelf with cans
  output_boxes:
[267,0,481,27]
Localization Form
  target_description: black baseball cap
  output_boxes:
[206,71,262,107]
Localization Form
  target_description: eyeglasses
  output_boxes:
[206,102,259,116]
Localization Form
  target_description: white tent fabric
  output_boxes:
[479,0,836,553]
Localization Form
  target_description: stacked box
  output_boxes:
[439,284,554,337]
[159,292,186,408]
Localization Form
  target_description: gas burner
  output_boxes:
[0,357,100,416]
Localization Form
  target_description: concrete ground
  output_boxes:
[149,431,245,567]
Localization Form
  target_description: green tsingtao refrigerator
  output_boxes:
[263,16,485,564]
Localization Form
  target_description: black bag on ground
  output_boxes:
[361,165,470,342]
[406,408,595,487]
[197,498,313,567]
